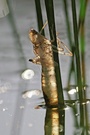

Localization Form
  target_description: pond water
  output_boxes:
[0,0,90,135]
[0,86,90,135]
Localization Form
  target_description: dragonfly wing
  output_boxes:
[52,40,73,56]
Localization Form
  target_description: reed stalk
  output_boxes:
[79,0,89,134]
[63,0,89,134]
[71,0,86,132]
[34,0,45,35]
[45,0,64,106]
[62,0,76,87]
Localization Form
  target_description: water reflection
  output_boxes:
[44,101,90,135]
[0,80,11,93]
[21,85,90,135]
[45,107,65,135]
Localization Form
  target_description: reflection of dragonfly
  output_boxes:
[29,28,73,106]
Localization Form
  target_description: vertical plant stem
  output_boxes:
[34,0,45,36]
[79,0,88,85]
[62,0,76,87]
[44,0,64,106]
[63,0,72,47]
[78,0,88,32]
[71,0,84,128]
[79,0,89,134]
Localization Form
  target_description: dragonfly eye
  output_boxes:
[30,29,37,35]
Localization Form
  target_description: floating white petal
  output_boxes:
[22,90,41,99]
[21,69,34,80]
[68,88,77,95]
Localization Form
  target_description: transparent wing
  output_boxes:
[52,37,73,56]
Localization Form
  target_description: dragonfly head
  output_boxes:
[29,29,44,45]
[29,29,39,44]
[30,29,38,35]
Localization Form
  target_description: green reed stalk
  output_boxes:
[62,1,79,129]
[45,0,64,105]
[63,0,89,133]
[34,0,45,36]
[79,0,89,134]
[62,0,76,87]
[63,0,73,47]
[71,0,84,128]
[79,0,88,85]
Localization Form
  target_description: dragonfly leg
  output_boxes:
[29,56,41,64]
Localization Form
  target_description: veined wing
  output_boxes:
[52,37,73,56]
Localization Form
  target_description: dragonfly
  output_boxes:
[29,23,73,106]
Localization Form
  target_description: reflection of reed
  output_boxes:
[45,107,65,135]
